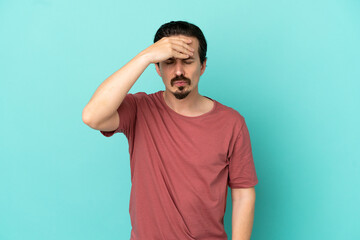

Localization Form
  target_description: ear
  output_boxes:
[155,63,162,77]
[200,58,207,76]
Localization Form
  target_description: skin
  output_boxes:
[154,35,212,117]
[231,187,256,240]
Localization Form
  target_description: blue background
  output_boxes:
[1,0,359,239]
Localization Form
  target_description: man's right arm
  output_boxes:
[82,36,194,132]
[82,50,151,131]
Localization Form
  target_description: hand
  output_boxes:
[142,36,195,64]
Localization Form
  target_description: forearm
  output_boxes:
[82,50,151,126]
[231,196,256,240]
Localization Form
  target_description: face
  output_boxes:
[155,35,207,100]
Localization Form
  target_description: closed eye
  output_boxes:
[164,59,194,64]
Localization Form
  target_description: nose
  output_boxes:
[174,60,185,76]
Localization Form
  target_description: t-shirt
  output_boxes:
[100,90,258,240]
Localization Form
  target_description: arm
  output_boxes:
[231,187,256,240]
[82,50,151,130]
[82,36,194,131]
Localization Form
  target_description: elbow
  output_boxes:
[82,108,96,128]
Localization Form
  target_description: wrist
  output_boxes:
[137,49,153,65]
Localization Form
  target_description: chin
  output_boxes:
[173,88,191,100]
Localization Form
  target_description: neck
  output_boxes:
[162,88,203,114]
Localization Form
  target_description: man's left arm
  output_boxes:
[231,187,256,240]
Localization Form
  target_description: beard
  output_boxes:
[172,86,191,99]
[171,75,191,100]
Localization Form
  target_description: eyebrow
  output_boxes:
[166,56,195,61]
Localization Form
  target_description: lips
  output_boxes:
[174,81,187,86]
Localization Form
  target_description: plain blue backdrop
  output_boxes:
[1,0,359,239]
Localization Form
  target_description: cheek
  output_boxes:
[192,67,202,76]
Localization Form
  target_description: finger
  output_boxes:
[173,51,190,59]
[171,44,194,56]
[171,39,195,53]
[170,36,193,45]
[179,37,192,44]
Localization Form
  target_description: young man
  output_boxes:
[82,21,258,240]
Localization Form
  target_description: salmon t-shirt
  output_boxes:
[100,90,258,240]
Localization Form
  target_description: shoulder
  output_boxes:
[128,91,148,99]
[129,91,163,99]
[126,91,163,108]
[215,100,247,132]
[124,91,148,104]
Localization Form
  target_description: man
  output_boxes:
[82,20,258,240]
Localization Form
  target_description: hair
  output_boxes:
[153,20,207,67]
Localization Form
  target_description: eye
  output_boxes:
[165,61,174,64]
[184,61,193,64]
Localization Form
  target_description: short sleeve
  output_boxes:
[227,119,258,188]
[100,92,142,138]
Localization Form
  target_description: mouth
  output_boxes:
[174,80,187,86]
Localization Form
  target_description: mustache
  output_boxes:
[171,76,190,83]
